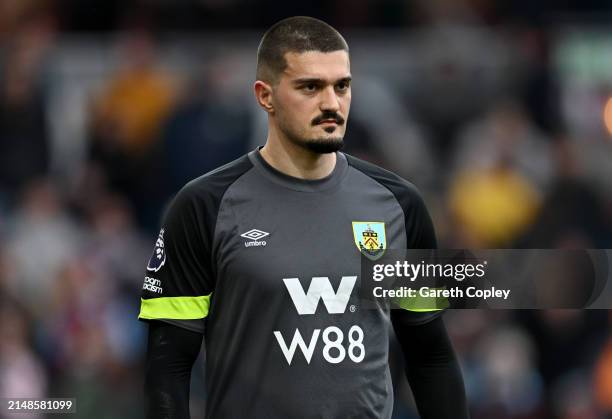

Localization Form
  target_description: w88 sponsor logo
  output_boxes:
[273,276,365,365]
[274,325,364,365]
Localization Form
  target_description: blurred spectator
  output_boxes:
[160,57,251,195]
[0,298,47,419]
[453,101,554,192]
[518,310,609,390]
[81,191,149,284]
[446,100,557,247]
[0,17,56,206]
[518,140,612,248]
[448,163,541,247]
[89,30,179,229]
[0,1,54,43]
[401,22,513,161]
[552,368,601,419]
[471,325,543,417]
[5,179,82,309]
[91,31,177,156]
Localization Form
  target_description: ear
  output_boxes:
[254,80,274,114]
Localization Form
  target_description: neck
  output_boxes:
[260,124,337,180]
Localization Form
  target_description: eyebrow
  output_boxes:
[292,76,352,85]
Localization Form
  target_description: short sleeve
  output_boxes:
[138,187,215,334]
[399,186,445,324]
[404,188,437,250]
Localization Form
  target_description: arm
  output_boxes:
[386,169,467,416]
[139,166,252,416]
[391,313,469,419]
[145,321,203,419]
[139,188,214,417]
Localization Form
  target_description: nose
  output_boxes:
[319,85,340,113]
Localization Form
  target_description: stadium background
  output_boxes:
[0,0,611,418]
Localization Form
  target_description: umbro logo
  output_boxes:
[241,229,269,247]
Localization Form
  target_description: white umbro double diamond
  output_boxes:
[241,229,269,240]
[241,229,269,247]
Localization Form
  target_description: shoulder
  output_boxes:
[343,153,425,209]
[344,153,437,247]
[165,154,254,221]
[182,154,254,199]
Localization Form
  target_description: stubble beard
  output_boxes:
[279,119,345,154]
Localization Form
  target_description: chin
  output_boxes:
[303,137,345,154]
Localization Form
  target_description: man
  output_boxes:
[139,16,469,419]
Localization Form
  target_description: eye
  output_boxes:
[302,83,317,92]
[336,81,350,92]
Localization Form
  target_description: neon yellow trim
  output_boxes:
[393,288,449,312]
[138,294,212,320]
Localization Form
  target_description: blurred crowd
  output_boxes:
[0,1,612,418]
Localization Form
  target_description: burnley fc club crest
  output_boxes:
[352,222,386,260]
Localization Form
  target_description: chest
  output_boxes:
[212,185,406,297]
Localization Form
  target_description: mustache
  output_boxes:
[312,112,345,126]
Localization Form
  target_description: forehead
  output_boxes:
[282,50,350,81]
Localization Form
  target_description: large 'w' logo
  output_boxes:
[283,276,357,315]
[275,276,363,365]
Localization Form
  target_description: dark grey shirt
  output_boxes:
[139,148,440,419]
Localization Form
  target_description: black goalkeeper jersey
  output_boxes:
[139,148,440,419]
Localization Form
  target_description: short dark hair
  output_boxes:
[256,16,349,84]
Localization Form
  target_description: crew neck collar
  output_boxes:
[248,146,348,192]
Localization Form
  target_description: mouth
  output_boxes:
[319,120,339,125]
